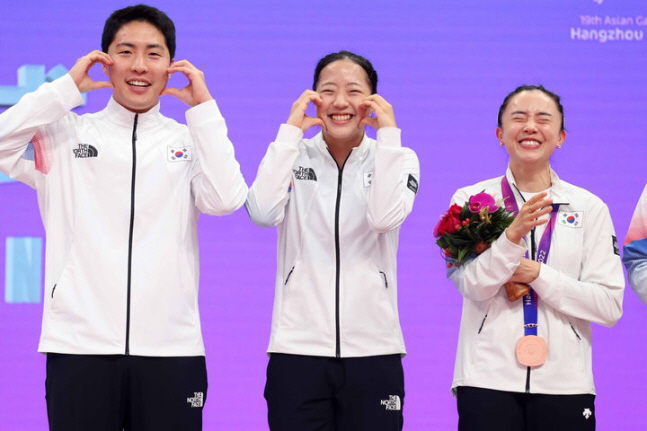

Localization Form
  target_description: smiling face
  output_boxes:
[106,20,171,113]
[496,90,565,170]
[315,59,372,148]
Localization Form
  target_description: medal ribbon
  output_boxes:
[501,176,559,336]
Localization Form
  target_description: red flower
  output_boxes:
[434,204,463,238]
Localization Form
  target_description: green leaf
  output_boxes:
[457,247,471,264]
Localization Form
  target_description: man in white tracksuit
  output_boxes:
[0,5,247,430]
[246,51,419,431]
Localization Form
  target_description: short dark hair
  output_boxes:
[313,50,378,94]
[101,4,176,59]
[497,85,565,131]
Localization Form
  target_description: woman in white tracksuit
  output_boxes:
[448,85,624,431]
[246,51,419,431]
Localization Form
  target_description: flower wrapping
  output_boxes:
[435,192,514,266]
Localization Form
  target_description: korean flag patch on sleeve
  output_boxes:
[364,171,374,187]
[168,146,192,162]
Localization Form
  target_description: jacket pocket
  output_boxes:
[284,266,295,285]
[570,323,582,341]
[379,271,388,289]
[468,301,515,369]
[567,321,586,372]
[278,261,334,334]
[477,312,489,334]
[50,265,74,317]
[341,265,399,340]
[48,243,82,318]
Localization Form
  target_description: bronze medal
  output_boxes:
[515,335,547,367]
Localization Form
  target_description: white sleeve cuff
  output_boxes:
[376,127,401,148]
[185,99,223,126]
[275,123,305,144]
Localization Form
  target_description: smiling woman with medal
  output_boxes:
[446,85,625,431]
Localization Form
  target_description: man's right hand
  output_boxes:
[69,50,114,93]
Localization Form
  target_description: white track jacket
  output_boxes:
[0,74,247,356]
[449,168,624,395]
[246,124,419,357]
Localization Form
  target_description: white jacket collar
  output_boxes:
[312,131,372,165]
[105,97,162,129]
[504,166,570,205]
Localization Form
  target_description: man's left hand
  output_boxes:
[162,60,213,107]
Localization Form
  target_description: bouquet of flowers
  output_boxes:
[434,192,514,266]
[434,192,529,301]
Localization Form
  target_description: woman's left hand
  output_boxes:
[508,258,541,284]
[359,94,396,129]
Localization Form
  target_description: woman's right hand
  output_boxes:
[505,192,553,244]
[287,90,326,132]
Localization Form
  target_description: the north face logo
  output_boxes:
[187,392,204,408]
[73,144,98,158]
[293,166,317,181]
[380,395,401,411]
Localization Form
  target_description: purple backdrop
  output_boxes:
[1,1,646,429]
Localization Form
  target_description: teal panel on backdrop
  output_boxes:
[5,237,42,303]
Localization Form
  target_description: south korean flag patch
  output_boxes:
[559,211,583,228]
[364,171,374,187]
[168,146,192,162]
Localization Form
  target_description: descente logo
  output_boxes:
[73,144,98,158]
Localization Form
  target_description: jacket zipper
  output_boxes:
[332,151,350,358]
[125,114,139,355]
